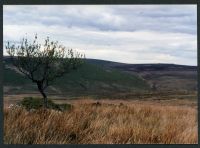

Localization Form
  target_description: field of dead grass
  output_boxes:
[4,99,197,144]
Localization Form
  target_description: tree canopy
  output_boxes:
[6,35,85,108]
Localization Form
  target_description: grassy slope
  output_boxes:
[4,65,31,86]
[4,61,150,97]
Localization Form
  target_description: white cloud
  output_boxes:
[3,5,197,66]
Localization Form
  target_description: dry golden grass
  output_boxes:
[4,99,197,144]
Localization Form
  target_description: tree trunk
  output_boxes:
[37,82,48,108]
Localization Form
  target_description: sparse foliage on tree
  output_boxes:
[6,35,85,108]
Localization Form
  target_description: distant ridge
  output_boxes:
[3,56,197,68]
[85,58,197,67]
[84,58,197,91]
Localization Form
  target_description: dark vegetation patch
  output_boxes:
[18,97,73,111]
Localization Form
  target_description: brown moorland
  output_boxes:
[4,98,197,144]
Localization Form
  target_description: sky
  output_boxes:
[3,5,197,65]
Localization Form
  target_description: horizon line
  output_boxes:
[3,56,197,67]
[86,58,197,67]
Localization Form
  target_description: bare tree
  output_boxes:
[6,35,84,108]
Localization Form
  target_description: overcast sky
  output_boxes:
[3,5,197,65]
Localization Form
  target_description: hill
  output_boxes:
[85,59,197,92]
[111,63,197,91]
[3,57,197,99]
[3,57,150,98]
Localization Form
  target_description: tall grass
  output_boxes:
[4,99,197,144]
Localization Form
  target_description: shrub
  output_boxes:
[18,97,73,111]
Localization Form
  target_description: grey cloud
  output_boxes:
[4,5,197,34]
[3,5,197,66]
